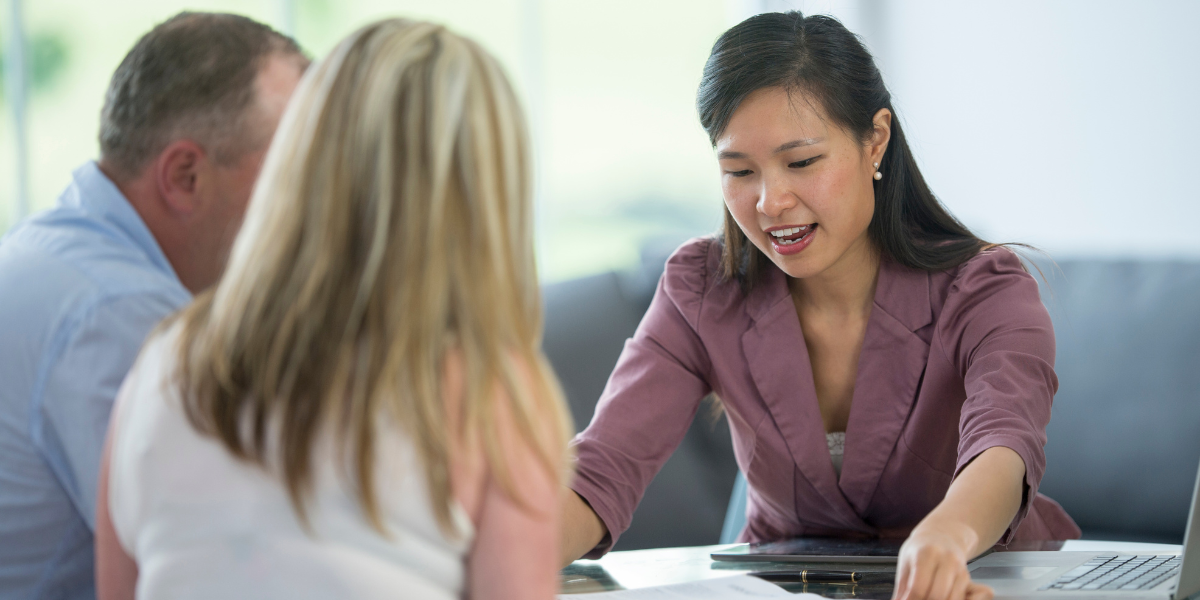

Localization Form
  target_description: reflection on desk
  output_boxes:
[559,541,1182,597]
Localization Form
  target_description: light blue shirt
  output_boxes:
[0,162,191,599]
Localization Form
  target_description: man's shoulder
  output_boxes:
[0,210,190,374]
[1,205,188,307]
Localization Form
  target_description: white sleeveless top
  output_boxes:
[109,328,473,600]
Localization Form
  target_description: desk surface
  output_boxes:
[560,541,1183,597]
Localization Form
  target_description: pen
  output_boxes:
[750,569,894,584]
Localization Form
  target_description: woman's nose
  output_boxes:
[756,174,798,218]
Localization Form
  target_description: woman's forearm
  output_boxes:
[559,490,608,567]
[892,447,1025,599]
[920,446,1026,557]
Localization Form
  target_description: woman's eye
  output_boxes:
[727,169,753,178]
[788,156,820,169]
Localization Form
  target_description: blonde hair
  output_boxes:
[173,18,572,534]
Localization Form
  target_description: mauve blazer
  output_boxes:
[571,238,1081,557]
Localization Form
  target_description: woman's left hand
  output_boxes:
[891,519,993,600]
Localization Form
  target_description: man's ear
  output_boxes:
[154,140,207,216]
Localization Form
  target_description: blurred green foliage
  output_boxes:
[0,30,71,101]
[298,0,332,21]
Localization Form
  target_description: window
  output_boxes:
[2,0,730,282]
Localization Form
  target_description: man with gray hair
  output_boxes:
[0,12,307,598]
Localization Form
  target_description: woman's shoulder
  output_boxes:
[114,320,186,417]
[659,236,734,327]
[929,246,1051,345]
[662,236,720,284]
[106,319,194,549]
[938,246,1039,300]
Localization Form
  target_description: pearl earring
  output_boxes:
[873,162,882,180]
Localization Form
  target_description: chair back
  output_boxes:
[1032,257,1200,542]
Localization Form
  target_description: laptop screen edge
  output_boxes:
[1175,460,1200,600]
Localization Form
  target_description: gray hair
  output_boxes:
[99,12,306,180]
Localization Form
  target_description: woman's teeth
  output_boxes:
[769,225,813,245]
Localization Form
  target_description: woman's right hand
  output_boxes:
[892,523,994,600]
[559,490,608,567]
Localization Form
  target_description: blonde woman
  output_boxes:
[93,19,572,600]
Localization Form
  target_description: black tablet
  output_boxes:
[711,537,905,564]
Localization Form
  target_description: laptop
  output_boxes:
[967,460,1200,599]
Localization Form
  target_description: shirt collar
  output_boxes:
[872,256,933,333]
[63,161,182,285]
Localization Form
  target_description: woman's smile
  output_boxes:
[766,223,818,255]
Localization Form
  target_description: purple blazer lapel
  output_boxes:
[741,267,870,532]
[840,259,934,515]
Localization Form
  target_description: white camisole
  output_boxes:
[827,432,846,478]
[108,328,473,600]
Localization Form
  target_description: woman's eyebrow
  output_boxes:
[717,138,824,160]
[772,138,823,154]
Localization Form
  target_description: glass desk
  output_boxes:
[560,541,1183,598]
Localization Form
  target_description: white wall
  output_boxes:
[734,0,1200,259]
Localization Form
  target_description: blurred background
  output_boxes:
[2,0,1199,282]
[3,0,1199,550]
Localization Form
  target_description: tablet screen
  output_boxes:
[711,537,905,563]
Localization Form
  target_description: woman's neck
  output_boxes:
[789,237,882,319]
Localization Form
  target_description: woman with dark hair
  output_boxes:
[559,11,1080,600]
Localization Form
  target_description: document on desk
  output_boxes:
[556,574,820,599]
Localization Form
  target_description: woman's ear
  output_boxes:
[869,108,892,165]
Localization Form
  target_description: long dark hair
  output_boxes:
[698,11,991,290]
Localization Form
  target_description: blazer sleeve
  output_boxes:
[569,238,715,557]
[939,248,1058,543]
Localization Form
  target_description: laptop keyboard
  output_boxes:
[1040,555,1181,591]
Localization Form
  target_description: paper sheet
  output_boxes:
[557,574,822,599]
